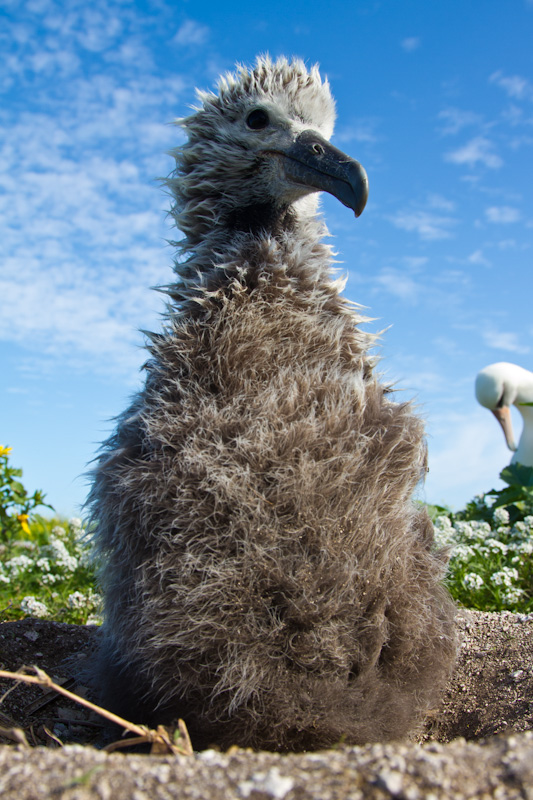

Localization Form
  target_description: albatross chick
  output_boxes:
[88,56,456,751]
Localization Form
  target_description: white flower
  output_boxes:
[485,538,509,554]
[52,525,67,538]
[41,537,78,573]
[467,520,492,540]
[493,507,510,525]
[67,591,88,609]
[69,517,83,531]
[41,572,60,585]
[453,521,474,539]
[492,567,519,587]
[20,596,48,618]
[451,544,476,563]
[433,516,456,548]
[5,554,34,577]
[502,587,525,606]
[434,515,453,530]
[463,572,484,590]
[67,590,101,610]
[86,613,103,625]
[87,590,102,606]
[36,558,51,572]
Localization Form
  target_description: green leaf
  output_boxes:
[489,486,528,507]
[500,463,533,488]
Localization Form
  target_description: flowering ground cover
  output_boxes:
[0,514,101,624]
[435,510,533,612]
[430,463,533,613]
[0,446,100,624]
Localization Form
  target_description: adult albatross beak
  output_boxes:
[280,130,369,217]
[492,406,518,452]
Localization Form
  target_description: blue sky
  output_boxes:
[1,0,533,516]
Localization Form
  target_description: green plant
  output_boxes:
[434,464,533,613]
[456,463,533,526]
[0,514,101,624]
[0,446,99,624]
[0,445,53,543]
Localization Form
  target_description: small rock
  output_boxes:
[376,767,404,795]
[238,768,294,798]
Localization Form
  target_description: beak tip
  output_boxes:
[353,169,369,218]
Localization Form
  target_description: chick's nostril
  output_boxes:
[312,143,324,156]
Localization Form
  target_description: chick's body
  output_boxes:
[89,57,456,751]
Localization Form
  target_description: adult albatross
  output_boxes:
[476,361,533,467]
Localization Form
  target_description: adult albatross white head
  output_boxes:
[475,362,533,467]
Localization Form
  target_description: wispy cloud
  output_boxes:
[485,205,522,223]
[374,269,421,303]
[389,209,456,240]
[335,117,381,145]
[437,107,483,135]
[444,136,503,169]
[468,249,491,266]
[431,336,464,358]
[402,256,429,269]
[482,329,529,354]
[490,70,533,101]
[0,0,191,377]
[400,37,420,52]
[173,19,210,47]
[427,194,455,212]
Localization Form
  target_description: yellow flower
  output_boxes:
[0,445,13,457]
[17,514,31,536]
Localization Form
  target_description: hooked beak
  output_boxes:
[492,406,518,452]
[276,130,369,217]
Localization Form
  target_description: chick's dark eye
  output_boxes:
[246,109,270,130]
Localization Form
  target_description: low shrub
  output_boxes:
[433,464,533,613]
[0,446,100,624]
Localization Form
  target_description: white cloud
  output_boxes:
[400,370,445,395]
[467,249,491,266]
[490,70,533,101]
[427,194,455,212]
[174,19,210,47]
[0,6,189,377]
[335,119,380,145]
[389,210,456,240]
[374,269,420,303]
[431,337,464,358]
[444,136,503,169]
[400,37,420,52]
[485,206,522,223]
[437,107,483,135]
[402,256,428,269]
[482,329,529,354]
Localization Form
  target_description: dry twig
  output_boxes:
[0,667,193,755]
